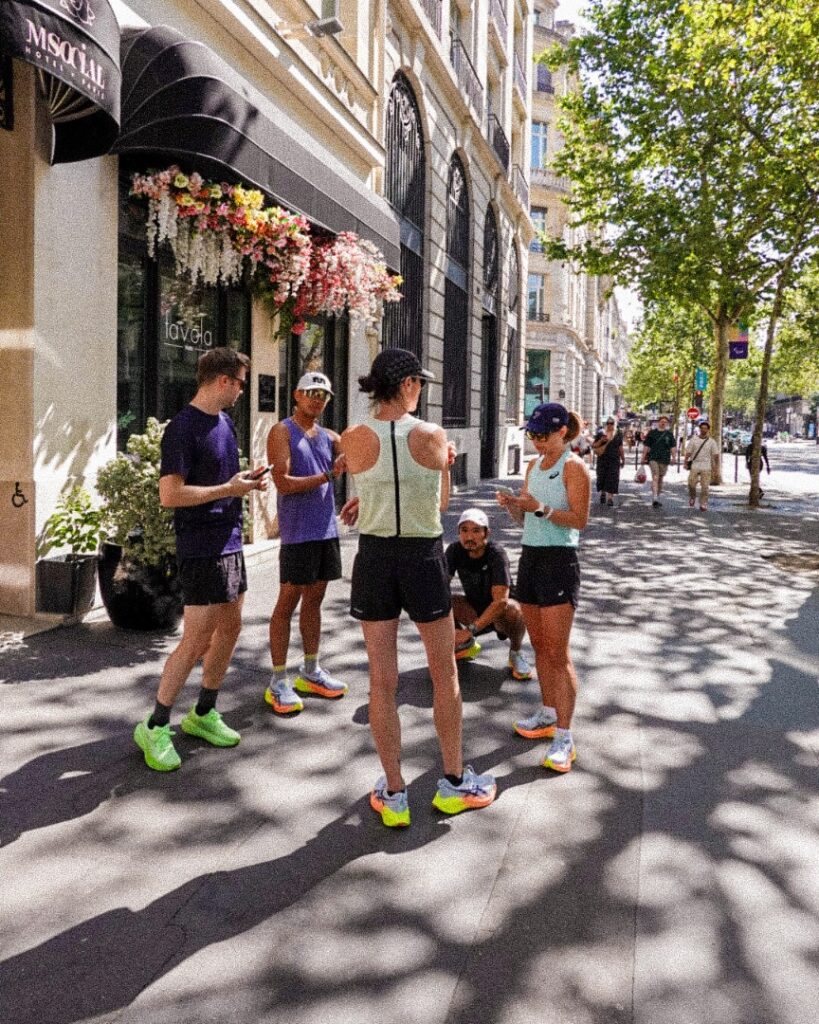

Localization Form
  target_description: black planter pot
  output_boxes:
[98,542,183,631]
[36,555,98,616]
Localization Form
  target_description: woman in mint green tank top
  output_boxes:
[497,403,591,776]
[340,348,497,828]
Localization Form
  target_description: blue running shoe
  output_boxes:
[370,776,410,827]
[294,666,348,699]
[264,679,303,714]
[432,766,496,815]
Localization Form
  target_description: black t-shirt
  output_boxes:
[445,540,512,615]
[594,429,623,464]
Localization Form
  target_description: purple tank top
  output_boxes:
[277,418,339,544]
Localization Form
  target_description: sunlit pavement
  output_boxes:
[1,444,817,1024]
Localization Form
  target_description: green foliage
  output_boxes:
[624,300,713,410]
[96,418,176,569]
[41,487,104,556]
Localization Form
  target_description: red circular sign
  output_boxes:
[686,407,700,421]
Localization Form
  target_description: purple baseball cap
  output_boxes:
[525,402,569,434]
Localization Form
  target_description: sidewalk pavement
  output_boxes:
[1,470,818,1024]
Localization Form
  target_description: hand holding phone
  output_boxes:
[496,486,517,497]
[248,465,272,480]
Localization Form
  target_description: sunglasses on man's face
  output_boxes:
[303,388,331,400]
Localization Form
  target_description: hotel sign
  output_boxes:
[0,0,120,160]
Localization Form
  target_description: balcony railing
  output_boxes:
[512,163,529,207]
[530,167,570,192]
[528,310,551,323]
[490,0,508,41]
[514,52,527,99]
[420,0,442,38]
[450,37,484,114]
[487,112,510,172]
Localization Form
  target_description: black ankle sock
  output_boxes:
[445,773,463,787]
[148,701,172,729]
[195,687,218,717]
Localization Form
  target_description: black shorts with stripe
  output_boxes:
[516,546,580,609]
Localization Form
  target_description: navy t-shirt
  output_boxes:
[445,540,513,615]
[160,405,243,559]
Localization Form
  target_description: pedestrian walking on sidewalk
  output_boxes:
[642,414,677,507]
[497,402,591,773]
[134,348,268,772]
[592,417,624,506]
[340,348,496,828]
[445,507,532,680]
[746,441,771,497]
[686,420,720,511]
[264,372,348,715]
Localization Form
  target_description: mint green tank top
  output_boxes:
[521,448,579,548]
[355,416,443,538]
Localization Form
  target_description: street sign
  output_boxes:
[729,341,749,359]
[686,407,700,421]
[695,368,708,390]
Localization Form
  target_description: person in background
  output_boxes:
[445,507,532,681]
[340,348,496,828]
[134,348,267,772]
[264,371,348,715]
[592,417,625,506]
[686,420,720,511]
[497,402,591,774]
[642,414,677,508]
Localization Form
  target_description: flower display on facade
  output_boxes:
[130,167,401,333]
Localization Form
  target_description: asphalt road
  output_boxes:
[1,443,817,1024]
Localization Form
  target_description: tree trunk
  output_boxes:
[708,312,730,484]
[749,277,787,507]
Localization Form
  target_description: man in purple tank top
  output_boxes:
[264,371,348,714]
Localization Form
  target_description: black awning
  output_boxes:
[0,0,120,162]
[112,25,400,269]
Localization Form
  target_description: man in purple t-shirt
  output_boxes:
[133,348,268,772]
[264,371,348,714]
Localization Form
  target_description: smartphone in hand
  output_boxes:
[496,485,517,497]
[249,465,272,480]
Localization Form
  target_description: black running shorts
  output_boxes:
[350,535,452,623]
[179,551,247,606]
[516,546,580,609]
[279,538,342,586]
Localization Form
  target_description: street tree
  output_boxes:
[623,299,712,436]
[541,0,819,486]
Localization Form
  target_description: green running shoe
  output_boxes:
[180,707,241,747]
[134,718,181,772]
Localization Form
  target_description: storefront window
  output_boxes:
[278,316,349,436]
[117,173,251,456]
[524,349,550,417]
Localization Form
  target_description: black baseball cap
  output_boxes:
[369,348,435,387]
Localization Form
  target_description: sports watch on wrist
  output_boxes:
[533,503,548,518]
[467,623,478,636]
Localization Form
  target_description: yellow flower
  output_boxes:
[233,185,247,206]
[173,173,190,189]
[209,185,223,199]
[246,190,265,210]
[177,194,194,207]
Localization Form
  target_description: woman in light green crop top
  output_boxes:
[339,348,497,828]
[497,402,591,777]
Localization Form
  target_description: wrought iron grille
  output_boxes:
[383,74,425,355]
[443,279,468,426]
[446,156,470,267]
[487,112,510,172]
[385,74,425,231]
[506,245,520,421]
[421,0,443,37]
[484,209,499,293]
[490,0,508,39]
[450,37,484,114]
[536,64,554,93]
[512,163,529,208]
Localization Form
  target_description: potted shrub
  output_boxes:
[96,418,183,631]
[36,487,104,617]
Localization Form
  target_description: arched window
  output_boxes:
[506,242,521,421]
[383,73,425,357]
[443,153,470,425]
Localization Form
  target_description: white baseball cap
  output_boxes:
[296,371,334,394]
[458,508,489,528]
